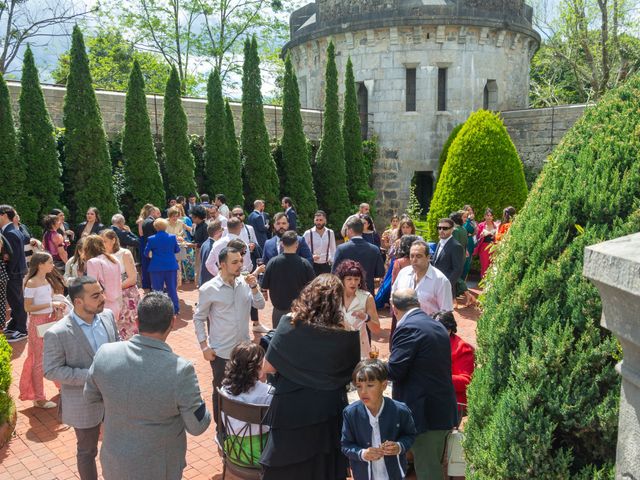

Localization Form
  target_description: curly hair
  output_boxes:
[397,234,419,259]
[334,260,367,291]
[222,342,265,396]
[290,274,345,329]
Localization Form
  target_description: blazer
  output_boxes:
[247,210,270,248]
[431,237,464,287]
[84,335,211,480]
[111,226,140,248]
[388,308,457,433]
[1,223,27,277]
[199,237,215,286]
[342,398,417,480]
[332,237,385,294]
[261,235,313,265]
[74,221,105,240]
[43,311,119,428]
[144,230,180,272]
[285,207,298,232]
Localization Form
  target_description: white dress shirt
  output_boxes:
[239,224,257,253]
[303,227,336,264]
[392,265,453,315]
[361,398,390,480]
[218,204,230,219]
[434,235,452,263]
[205,233,252,276]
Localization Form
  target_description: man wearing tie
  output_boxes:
[247,199,270,249]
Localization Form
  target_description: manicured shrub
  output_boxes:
[63,26,119,223]
[0,336,12,425]
[203,69,227,197]
[465,76,640,479]
[224,99,244,208]
[280,54,317,228]
[315,42,351,228]
[435,123,463,187]
[426,110,527,241]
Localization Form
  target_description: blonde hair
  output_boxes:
[138,203,154,221]
[153,218,169,231]
[167,206,181,218]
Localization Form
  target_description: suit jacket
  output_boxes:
[199,237,215,286]
[342,398,416,480]
[285,208,297,232]
[84,335,211,480]
[431,237,464,287]
[74,221,105,240]
[111,226,140,248]
[144,230,180,272]
[1,223,27,277]
[262,235,312,265]
[43,311,119,428]
[247,210,270,248]
[388,308,457,433]
[332,237,384,294]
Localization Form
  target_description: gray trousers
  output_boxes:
[271,308,289,329]
[74,424,101,480]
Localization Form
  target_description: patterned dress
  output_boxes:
[114,249,140,340]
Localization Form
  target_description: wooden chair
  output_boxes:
[216,387,270,480]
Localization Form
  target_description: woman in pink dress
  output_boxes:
[474,208,500,279]
[42,214,68,273]
[83,234,122,320]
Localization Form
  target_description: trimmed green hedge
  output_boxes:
[426,110,527,241]
[465,75,640,479]
[435,123,463,187]
[0,335,12,425]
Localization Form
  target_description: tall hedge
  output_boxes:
[63,26,118,223]
[163,65,197,197]
[203,69,226,197]
[435,123,463,187]
[18,46,61,234]
[0,72,26,216]
[122,60,165,215]
[280,53,317,228]
[241,36,280,212]
[0,335,11,425]
[224,99,244,207]
[465,77,640,479]
[315,42,351,228]
[426,110,527,240]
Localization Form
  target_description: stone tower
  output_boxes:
[284,0,540,222]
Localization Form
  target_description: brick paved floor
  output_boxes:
[0,282,479,479]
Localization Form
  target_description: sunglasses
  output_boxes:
[437,226,452,231]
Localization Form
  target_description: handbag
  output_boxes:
[444,429,466,476]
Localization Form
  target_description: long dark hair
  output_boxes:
[222,342,265,396]
[291,274,345,328]
[25,252,65,293]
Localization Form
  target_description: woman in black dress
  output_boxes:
[260,274,360,480]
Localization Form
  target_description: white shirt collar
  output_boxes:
[365,396,385,424]
[439,235,452,246]
[350,235,363,240]
[398,307,421,325]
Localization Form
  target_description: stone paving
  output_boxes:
[0,282,479,480]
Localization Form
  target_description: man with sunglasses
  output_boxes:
[431,218,464,296]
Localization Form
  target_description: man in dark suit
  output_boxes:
[199,222,223,287]
[332,217,384,294]
[261,212,312,265]
[431,217,465,294]
[0,205,28,342]
[281,196,297,232]
[388,288,457,480]
[110,214,140,249]
[247,199,270,249]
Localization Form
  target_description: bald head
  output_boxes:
[391,288,420,317]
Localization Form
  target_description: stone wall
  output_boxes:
[5,81,324,141]
[501,104,587,169]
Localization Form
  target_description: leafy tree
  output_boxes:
[426,110,527,241]
[0,72,25,211]
[18,45,62,235]
[435,123,463,187]
[342,56,372,207]
[315,41,351,228]
[52,29,176,94]
[280,53,316,228]
[163,65,197,197]
[224,99,244,207]
[62,26,118,224]
[203,69,227,196]
[464,72,640,480]
[122,59,166,217]
[241,36,280,212]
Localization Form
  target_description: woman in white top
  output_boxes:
[18,252,66,408]
[335,260,381,358]
[101,229,140,340]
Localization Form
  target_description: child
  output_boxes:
[342,359,416,480]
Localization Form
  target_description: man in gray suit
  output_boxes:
[85,292,211,480]
[43,276,120,480]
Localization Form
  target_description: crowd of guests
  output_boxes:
[1,194,520,480]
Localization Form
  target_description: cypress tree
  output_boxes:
[315,41,350,227]
[435,123,463,187]
[0,72,26,215]
[122,59,165,215]
[63,26,118,223]
[241,36,280,212]
[224,99,244,207]
[203,69,227,196]
[342,56,371,206]
[18,46,61,234]
[281,53,317,228]
[163,65,197,197]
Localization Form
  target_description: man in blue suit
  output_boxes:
[247,199,270,249]
[281,196,297,232]
[388,288,458,480]
[261,212,312,265]
[332,217,384,294]
[0,205,28,342]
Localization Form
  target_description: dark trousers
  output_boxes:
[313,262,332,276]
[74,424,101,480]
[140,238,151,289]
[250,306,258,322]
[210,356,228,437]
[6,275,27,333]
[150,270,179,313]
[271,307,288,329]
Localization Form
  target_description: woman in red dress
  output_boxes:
[473,208,500,279]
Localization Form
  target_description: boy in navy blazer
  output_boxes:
[342,360,416,480]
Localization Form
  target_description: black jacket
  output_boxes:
[431,237,464,287]
[111,226,140,248]
[75,221,105,240]
[332,237,384,294]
